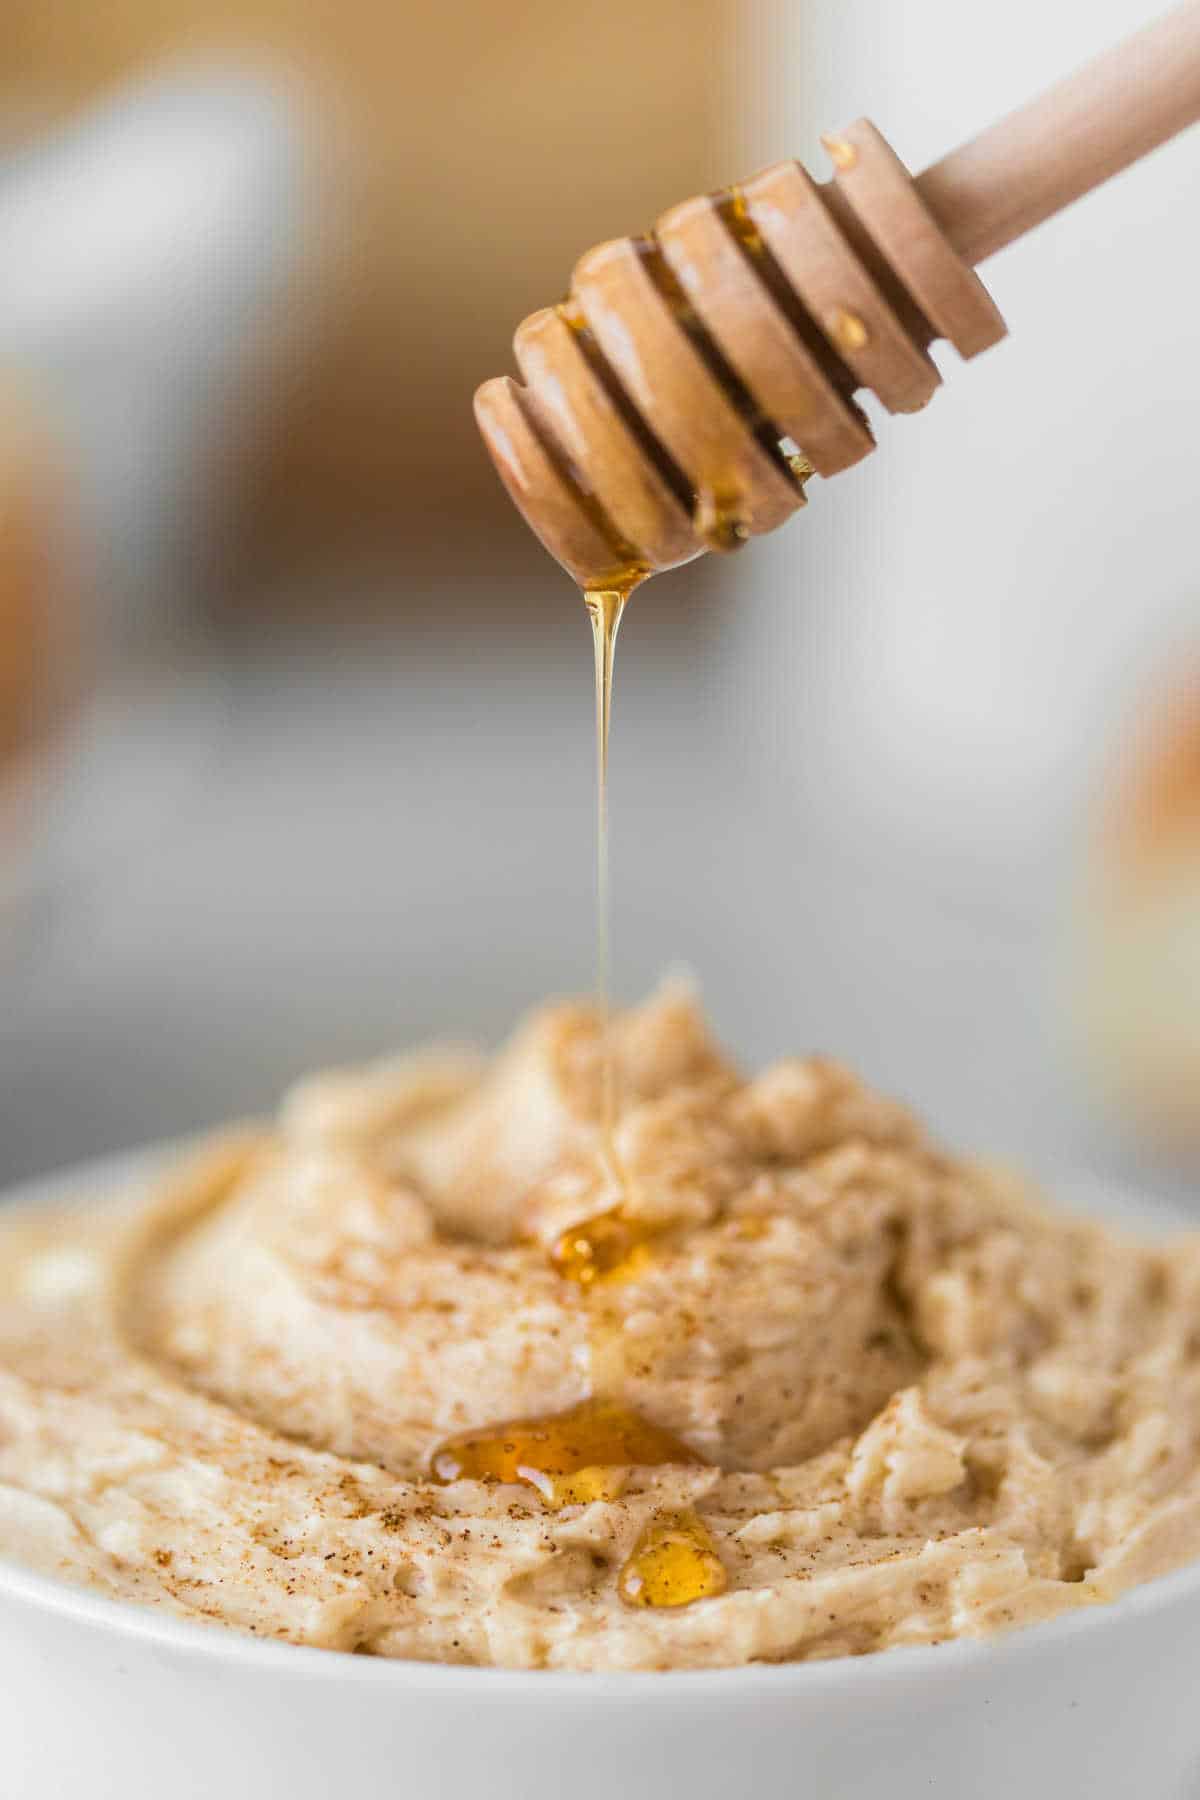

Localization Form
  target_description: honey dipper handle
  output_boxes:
[914,0,1200,267]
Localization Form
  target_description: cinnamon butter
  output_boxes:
[1,987,1198,1669]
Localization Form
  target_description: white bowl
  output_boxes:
[2,1153,1199,1800]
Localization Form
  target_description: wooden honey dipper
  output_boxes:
[475,1,1200,592]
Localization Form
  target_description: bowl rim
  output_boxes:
[1,1142,1199,1696]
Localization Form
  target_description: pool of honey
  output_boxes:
[429,1396,702,1508]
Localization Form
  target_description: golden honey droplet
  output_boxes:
[820,133,858,172]
[429,1398,703,1508]
[724,186,764,254]
[694,489,749,555]
[779,435,814,487]
[619,1509,729,1609]
[550,1204,658,1287]
[827,307,870,354]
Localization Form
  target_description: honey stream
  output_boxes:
[554,578,668,1286]
[583,579,634,1181]
[427,580,735,1611]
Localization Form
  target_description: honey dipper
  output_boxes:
[475,1,1200,591]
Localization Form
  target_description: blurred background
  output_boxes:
[0,0,1197,1206]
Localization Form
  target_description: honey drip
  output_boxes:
[583,579,639,1182]
[550,1202,661,1286]
[618,1509,729,1609]
[819,132,858,172]
[694,490,750,554]
[828,306,870,353]
[429,1397,702,1509]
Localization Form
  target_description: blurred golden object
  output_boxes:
[1107,686,1200,881]
[4,0,726,582]
[1083,677,1200,1157]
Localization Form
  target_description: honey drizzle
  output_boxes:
[428,581,732,1607]
[429,1397,702,1509]
[429,440,748,1612]
[550,1202,659,1287]
[430,1402,727,1608]
[583,577,640,1183]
